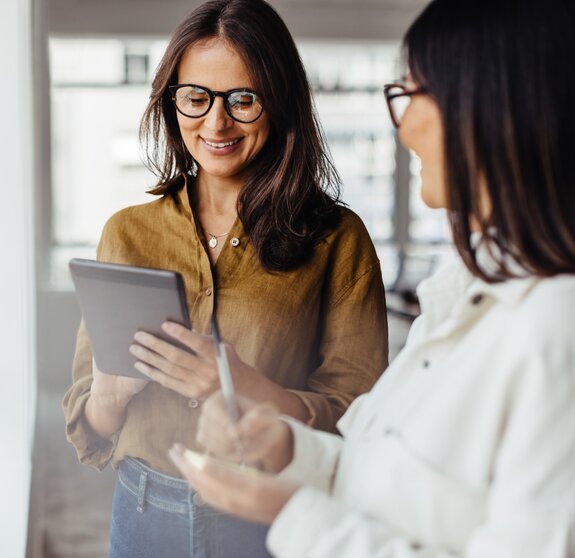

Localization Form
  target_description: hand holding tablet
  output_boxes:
[69,259,191,379]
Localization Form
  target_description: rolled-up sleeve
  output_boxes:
[62,217,130,470]
[62,321,120,470]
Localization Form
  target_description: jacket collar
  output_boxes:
[417,237,540,327]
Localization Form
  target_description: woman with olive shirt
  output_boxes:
[62,0,388,557]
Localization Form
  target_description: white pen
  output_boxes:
[211,315,241,422]
[210,315,244,456]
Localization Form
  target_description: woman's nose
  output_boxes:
[204,97,233,131]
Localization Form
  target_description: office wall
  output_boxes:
[0,0,36,555]
[45,0,425,39]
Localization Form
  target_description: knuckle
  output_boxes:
[165,346,181,363]
[173,353,187,367]
[147,353,161,368]
[179,328,193,344]
[197,338,212,356]
[155,373,168,387]
[199,375,214,391]
[163,363,177,378]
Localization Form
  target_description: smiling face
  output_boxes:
[175,38,270,186]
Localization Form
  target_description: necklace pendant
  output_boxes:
[208,236,218,249]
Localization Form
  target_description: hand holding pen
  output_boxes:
[194,390,295,474]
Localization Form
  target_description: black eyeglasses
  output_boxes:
[383,83,429,128]
[168,84,264,124]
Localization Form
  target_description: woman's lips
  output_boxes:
[201,137,243,155]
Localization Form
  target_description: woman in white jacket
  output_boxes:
[167,0,575,556]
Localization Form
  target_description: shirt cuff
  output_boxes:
[62,380,119,471]
[277,417,343,492]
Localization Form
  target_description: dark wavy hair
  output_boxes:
[404,0,575,281]
[140,0,341,271]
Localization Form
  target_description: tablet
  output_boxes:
[69,258,191,379]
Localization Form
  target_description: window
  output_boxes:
[48,38,450,289]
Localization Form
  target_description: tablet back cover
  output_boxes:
[69,258,191,378]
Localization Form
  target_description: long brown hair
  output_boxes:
[140,0,341,271]
[404,0,575,281]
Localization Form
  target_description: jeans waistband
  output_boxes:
[118,457,198,514]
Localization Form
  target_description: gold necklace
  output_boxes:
[204,229,230,249]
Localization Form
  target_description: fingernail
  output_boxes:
[184,450,208,471]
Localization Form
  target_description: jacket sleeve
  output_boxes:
[267,348,575,558]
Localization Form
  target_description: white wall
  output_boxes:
[0,0,36,555]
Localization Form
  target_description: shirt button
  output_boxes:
[230,237,240,247]
[205,288,212,296]
[422,360,430,368]
[471,293,484,305]
[188,398,200,409]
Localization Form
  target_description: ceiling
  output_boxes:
[44,0,429,39]
[276,0,426,7]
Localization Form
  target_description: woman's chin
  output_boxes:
[420,177,447,209]
[420,191,444,210]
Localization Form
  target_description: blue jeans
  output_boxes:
[109,457,272,558]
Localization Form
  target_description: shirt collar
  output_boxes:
[467,274,539,306]
[417,236,540,321]
[471,233,539,305]
[177,175,193,218]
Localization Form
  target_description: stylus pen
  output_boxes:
[210,315,241,422]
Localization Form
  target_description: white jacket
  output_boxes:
[267,253,575,557]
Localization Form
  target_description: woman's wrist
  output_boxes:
[236,368,310,423]
[84,392,130,439]
[89,391,133,410]
[263,420,295,473]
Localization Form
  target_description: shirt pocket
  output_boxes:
[336,431,487,553]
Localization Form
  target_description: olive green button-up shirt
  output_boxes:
[63,185,388,476]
